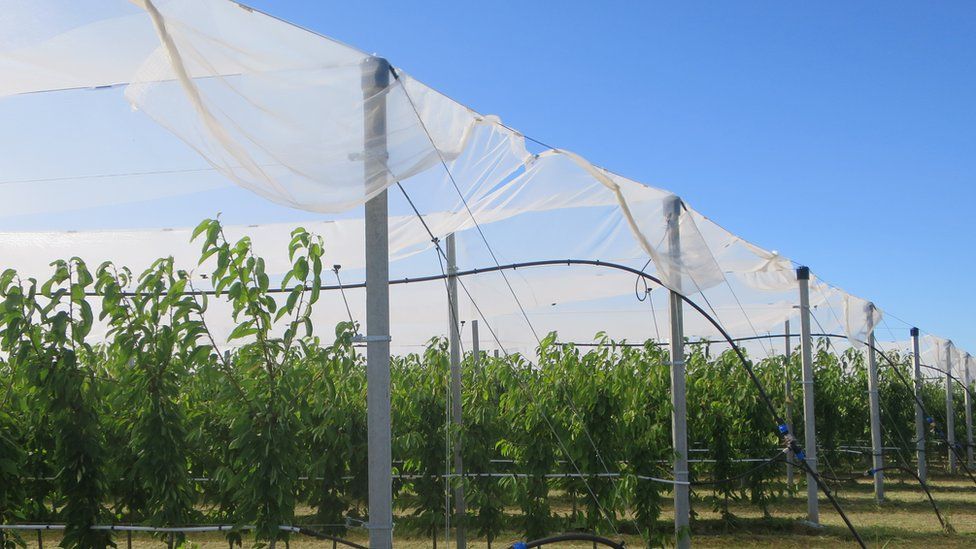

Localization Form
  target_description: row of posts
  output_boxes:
[440,249,976,547]
[360,56,975,548]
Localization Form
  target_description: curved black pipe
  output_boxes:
[787,461,948,531]
[508,533,625,549]
[794,331,976,487]
[89,257,867,547]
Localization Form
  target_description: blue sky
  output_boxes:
[241,0,976,350]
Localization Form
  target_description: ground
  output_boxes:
[18,475,976,548]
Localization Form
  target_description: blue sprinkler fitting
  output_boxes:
[777,424,789,435]
[513,543,528,549]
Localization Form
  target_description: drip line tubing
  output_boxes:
[508,533,625,549]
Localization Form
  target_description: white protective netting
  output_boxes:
[0,0,967,364]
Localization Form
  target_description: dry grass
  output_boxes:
[15,475,976,548]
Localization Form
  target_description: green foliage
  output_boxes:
[393,339,450,544]
[192,220,326,545]
[0,222,966,549]
[96,258,198,532]
[1,260,112,549]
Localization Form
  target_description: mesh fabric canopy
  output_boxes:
[0,0,969,377]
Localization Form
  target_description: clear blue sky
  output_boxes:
[241,0,976,350]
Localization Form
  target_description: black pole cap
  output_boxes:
[910,327,919,337]
[796,266,810,280]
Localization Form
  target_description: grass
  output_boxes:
[14,475,976,548]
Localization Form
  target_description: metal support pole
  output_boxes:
[966,354,974,468]
[363,55,393,549]
[945,342,957,474]
[867,327,884,501]
[472,320,480,369]
[911,327,926,482]
[796,266,819,524]
[446,234,466,548]
[666,196,690,548]
[784,320,795,493]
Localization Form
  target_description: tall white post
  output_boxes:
[472,320,480,369]
[796,266,819,524]
[784,320,795,493]
[966,354,974,468]
[446,234,466,548]
[665,196,690,548]
[363,56,393,549]
[867,325,884,501]
[945,342,957,474]
[911,327,926,482]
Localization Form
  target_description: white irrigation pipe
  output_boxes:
[1,525,331,533]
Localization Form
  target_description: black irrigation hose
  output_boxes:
[668,329,976,484]
[918,362,976,403]
[857,339,976,488]
[785,460,948,531]
[82,258,868,547]
[508,533,625,549]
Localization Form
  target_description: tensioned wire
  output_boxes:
[393,182,622,536]
[392,193,869,546]
[491,120,782,363]
[392,71,626,533]
[392,67,868,545]
[866,336,976,486]
[876,316,972,460]
[781,331,949,528]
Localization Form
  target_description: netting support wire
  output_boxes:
[866,327,885,502]
[869,332,976,488]
[394,65,629,524]
[911,328,927,483]
[362,55,393,549]
[665,197,690,549]
[796,267,820,524]
[331,265,356,325]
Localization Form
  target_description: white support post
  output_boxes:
[945,343,957,474]
[666,196,690,548]
[784,320,795,493]
[867,326,884,501]
[966,355,974,468]
[796,266,819,524]
[363,56,393,549]
[446,234,466,548]
[472,320,480,369]
[911,327,926,482]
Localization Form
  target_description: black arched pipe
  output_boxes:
[783,331,976,489]
[89,258,866,547]
[508,532,625,549]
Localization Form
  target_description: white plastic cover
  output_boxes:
[0,0,967,362]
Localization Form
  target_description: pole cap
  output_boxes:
[361,56,391,89]
[910,327,919,337]
[796,266,810,280]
